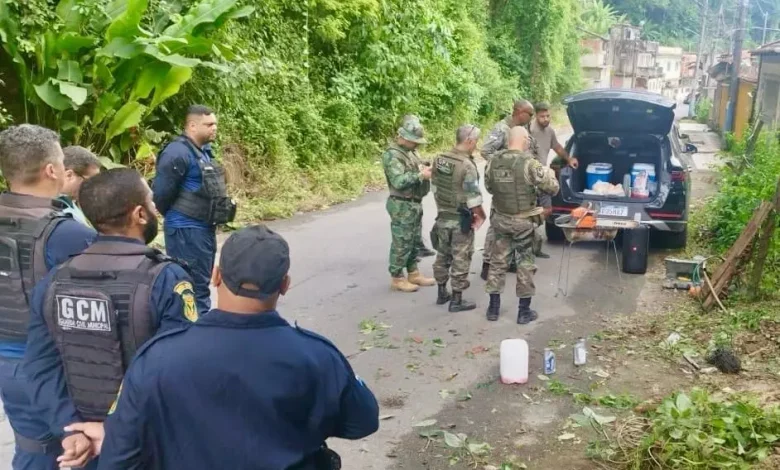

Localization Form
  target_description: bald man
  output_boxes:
[480,100,540,282]
[483,126,559,324]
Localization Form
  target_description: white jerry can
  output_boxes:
[500,339,529,384]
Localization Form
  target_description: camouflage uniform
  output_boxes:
[481,118,541,266]
[383,143,430,277]
[484,150,559,298]
[401,115,433,258]
[431,149,483,292]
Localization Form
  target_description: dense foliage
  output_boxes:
[0,0,592,218]
[695,129,780,291]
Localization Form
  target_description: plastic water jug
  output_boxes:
[500,339,529,384]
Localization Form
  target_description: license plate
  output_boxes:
[599,205,628,217]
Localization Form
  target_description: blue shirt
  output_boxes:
[152,136,213,230]
[56,195,91,227]
[22,236,197,436]
[97,310,380,470]
[0,217,97,359]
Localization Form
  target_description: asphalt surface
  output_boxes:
[0,111,717,469]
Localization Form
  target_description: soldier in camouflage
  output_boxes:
[383,119,437,293]
[480,100,538,282]
[400,114,436,261]
[430,125,487,312]
[484,126,560,324]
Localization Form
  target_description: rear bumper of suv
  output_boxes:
[547,205,687,233]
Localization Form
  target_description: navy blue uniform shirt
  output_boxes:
[0,216,96,359]
[152,136,213,230]
[23,236,198,436]
[97,309,380,470]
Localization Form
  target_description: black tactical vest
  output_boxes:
[43,241,171,421]
[167,136,236,225]
[0,193,69,342]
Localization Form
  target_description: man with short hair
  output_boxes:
[0,124,97,469]
[430,125,486,312]
[529,102,579,258]
[383,119,437,293]
[58,146,102,226]
[484,126,559,324]
[63,225,380,469]
[480,99,536,280]
[24,168,197,469]
[153,105,236,315]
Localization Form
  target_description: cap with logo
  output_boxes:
[219,225,290,299]
[397,119,428,145]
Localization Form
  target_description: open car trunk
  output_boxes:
[565,132,667,205]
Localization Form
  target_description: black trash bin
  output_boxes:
[622,225,649,274]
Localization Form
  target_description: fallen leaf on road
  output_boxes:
[432,338,446,348]
[522,394,533,401]
[445,372,458,381]
[439,389,453,399]
[537,375,550,381]
[470,346,488,354]
[412,419,437,428]
[379,414,395,421]
[456,391,472,402]
[408,336,423,344]
[558,433,576,441]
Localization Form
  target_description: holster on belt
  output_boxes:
[457,206,472,234]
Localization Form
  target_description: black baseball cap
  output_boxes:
[219,225,290,299]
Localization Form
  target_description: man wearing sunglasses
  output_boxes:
[58,146,102,227]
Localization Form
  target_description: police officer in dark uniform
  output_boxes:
[152,104,236,315]
[23,168,197,469]
[0,124,97,469]
[65,225,379,470]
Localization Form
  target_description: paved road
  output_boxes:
[0,116,721,469]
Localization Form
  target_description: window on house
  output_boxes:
[761,79,780,127]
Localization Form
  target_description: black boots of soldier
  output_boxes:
[517,297,539,325]
[436,284,451,305]
[481,261,516,281]
[486,294,500,321]
[437,284,476,312]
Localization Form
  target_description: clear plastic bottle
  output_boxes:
[574,337,587,366]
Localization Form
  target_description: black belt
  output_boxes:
[13,431,61,456]
[390,195,422,203]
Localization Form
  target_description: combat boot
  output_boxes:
[535,250,551,259]
[480,262,490,281]
[417,246,436,258]
[436,283,451,305]
[517,297,539,325]
[391,277,419,293]
[486,294,500,321]
[408,270,436,287]
[449,291,476,313]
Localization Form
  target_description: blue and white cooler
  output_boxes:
[586,163,613,190]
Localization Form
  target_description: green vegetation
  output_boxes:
[589,388,780,469]
[0,0,598,220]
[695,97,712,125]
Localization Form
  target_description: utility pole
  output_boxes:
[725,0,749,134]
[763,12,769,45]
[689,0,709,118]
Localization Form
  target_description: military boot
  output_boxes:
[417,245,436,258]
[480,262,490,281]
[486,294,501,321]
[391,277,419,293]
[436,283,451,305]
[449,291,476,313]
[517,297,539,325]
[535,250,551,259]
[408,270,436,287]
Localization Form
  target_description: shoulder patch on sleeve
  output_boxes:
[173,281,198,322]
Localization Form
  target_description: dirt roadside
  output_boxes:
[387,133,722,470]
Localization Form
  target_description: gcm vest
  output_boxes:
[385,145,430,200]
[0,193,69,342]
[487,150,536,215]
[43,241,171,421]
[432,151,471,216]
[166,136,237,226]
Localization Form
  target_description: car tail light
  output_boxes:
[647,211,684,220]
[671,170,687,182]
